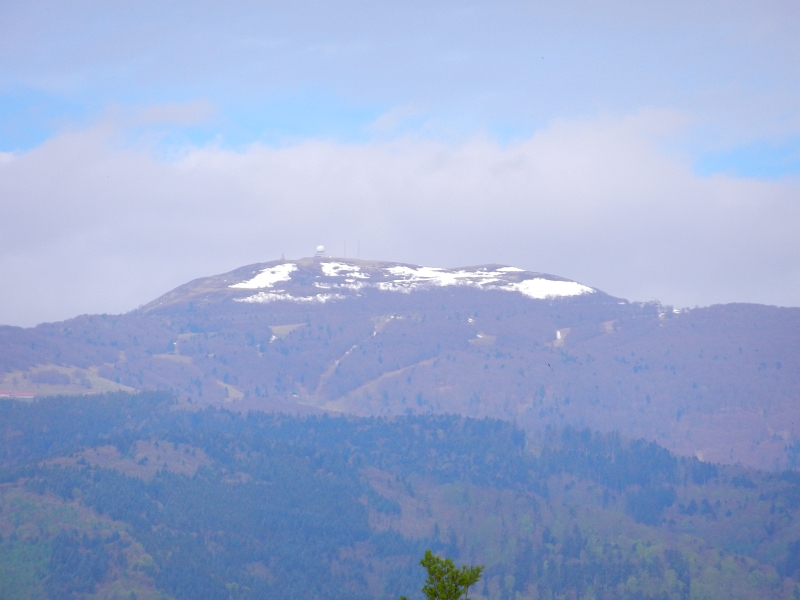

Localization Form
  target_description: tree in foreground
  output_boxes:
[400,550,484,600]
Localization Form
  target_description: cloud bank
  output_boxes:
[2,109,798,326]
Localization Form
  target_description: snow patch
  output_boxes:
[314,281,369,291]
[230,264,296,289]
[321,262,370,278]
[379,266,502,290]
[506,279,594,300]
[235,291,345,304]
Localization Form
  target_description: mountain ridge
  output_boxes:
[139,257,602,313]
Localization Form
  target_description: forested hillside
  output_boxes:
[3,392,800,599]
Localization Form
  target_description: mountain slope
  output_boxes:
[2,257,799,469]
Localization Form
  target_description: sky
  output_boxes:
[1,0,800,326]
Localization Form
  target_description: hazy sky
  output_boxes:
[2,1,800,326]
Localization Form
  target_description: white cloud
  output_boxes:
[1,109,799,326]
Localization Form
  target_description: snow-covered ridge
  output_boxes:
[229,261,594,303]
[370,265,593,299]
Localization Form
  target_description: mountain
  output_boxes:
[2,257,799,470]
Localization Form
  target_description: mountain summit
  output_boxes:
[142,257,598,312]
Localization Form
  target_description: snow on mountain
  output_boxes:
[229,263,297,289]
[228,260,595,304]
[237,292,347,304]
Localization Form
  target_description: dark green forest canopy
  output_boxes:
[2,391,800,599]
[0,391,708,489]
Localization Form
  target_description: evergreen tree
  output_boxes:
[400,550,483,600]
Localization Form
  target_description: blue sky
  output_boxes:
[3,1,798,169]
[1,1,800,325]
[694,137,800,179]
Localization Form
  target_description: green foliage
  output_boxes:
[400,550,483,600]
[3,391,800,599]
[625,485,677,525]
[0,536,49,600]
[45,529,110,598]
